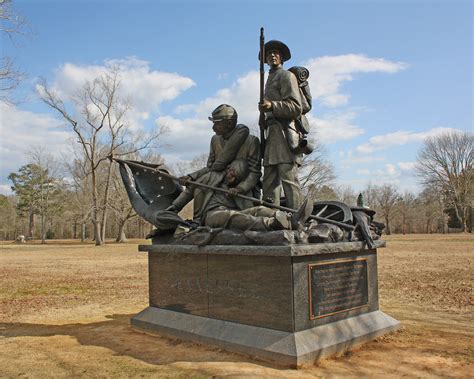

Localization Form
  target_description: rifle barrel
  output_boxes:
[259,27,265,104]
[259,27,266,157]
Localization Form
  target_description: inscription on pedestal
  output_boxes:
[171,276,262,299]
[309,258,368,319]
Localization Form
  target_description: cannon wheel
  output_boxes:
[312,201,353,224]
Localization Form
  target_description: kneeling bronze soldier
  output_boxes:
[179,104,261,200]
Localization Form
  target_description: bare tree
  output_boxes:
[0,0,29,103]
[64,155,94,242]
[374,184,401,235]
[397,191,416,234]
[311,185,338,201]
[108,151,164,243]
[299,140,336,199]
[417,185,448,233]
[38,68,164,245]
[416,131,473,232]
[335,185,358,206]
[0,194,17,240]
[108,169,137,243]
[0,0,28,36]
[172,153,209,176]
[361,183,379,210]
[0,57,21,101]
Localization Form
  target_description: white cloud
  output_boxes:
[355,127,460,154]
[379,164,399,179]
[175,70,260,128]
[15,56,198,181]
[170,75,366,151]
[356,169,371,176]
[40,57,196,131]
[52,57,195,110]
[160,70,265,163]
[340,153,386,168]
[307,111,364,143]
[357,163,400,178]
[386,163,397,176]
[0,103,72,183]
[398,161,417,171]
[167,54,406,155]
[157,116,214,161]
[355,163,401,186]
[303,54,407,108]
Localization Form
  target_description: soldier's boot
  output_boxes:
[269,210,291,230]
[291,198,314,230]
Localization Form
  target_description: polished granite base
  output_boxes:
[132,307,399,367]
[132,241,400,367]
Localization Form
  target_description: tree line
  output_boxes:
[2,152,471,243]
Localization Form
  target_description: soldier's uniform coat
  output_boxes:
[263,65,303,209]
[172,124,261,222]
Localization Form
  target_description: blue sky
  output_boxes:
[1,0,472,195]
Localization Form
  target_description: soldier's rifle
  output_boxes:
[113,157,355,231]
[258,27,266,158]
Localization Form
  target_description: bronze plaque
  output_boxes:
[309,258,368,319]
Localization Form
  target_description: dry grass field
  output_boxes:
[0,234,472,378]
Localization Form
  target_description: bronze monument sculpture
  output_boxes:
[113,28,400,367]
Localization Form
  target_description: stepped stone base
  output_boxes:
[132,307,399,367]
[132,241,400,367]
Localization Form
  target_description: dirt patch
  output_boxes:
[1,235,473,377]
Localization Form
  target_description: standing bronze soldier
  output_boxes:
[258,40,303,209]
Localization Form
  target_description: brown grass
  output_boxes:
[0,234,472,378]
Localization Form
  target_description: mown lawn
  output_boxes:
[0,234,472,378]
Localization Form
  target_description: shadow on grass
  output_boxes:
[1,311,471,376]
[0,313,277,369]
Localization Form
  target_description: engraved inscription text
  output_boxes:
[309,259,368,319]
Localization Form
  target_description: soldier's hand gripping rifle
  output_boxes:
[258,27,266,158]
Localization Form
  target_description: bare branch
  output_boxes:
[416,131,473,231]
[0,0,31,103]
[298,140,336,197]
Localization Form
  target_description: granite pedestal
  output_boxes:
[132,240,400,367]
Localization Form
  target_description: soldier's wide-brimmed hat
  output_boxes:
[208,104,238,122]
[258,40,291,62]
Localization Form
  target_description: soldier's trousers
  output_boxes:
[263,163,302,209]
[204,206,276,231]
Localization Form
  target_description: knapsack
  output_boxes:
[288,66,312,134]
